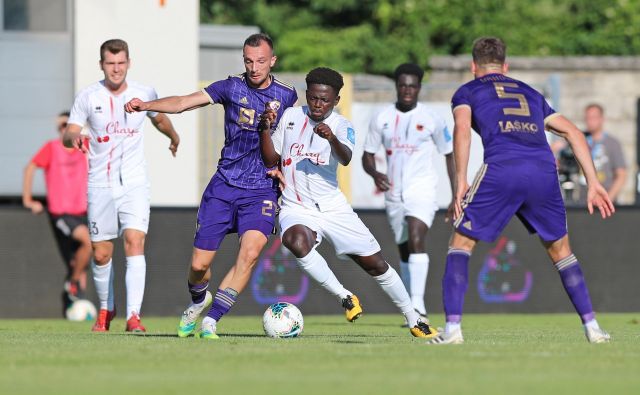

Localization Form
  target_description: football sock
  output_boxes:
[92,259,112,310]
[373,264,419,326]
[442,248,471,324]
[297,249,351,300]
[445,322,461,334]
[555,254,595,324]
[125,255,146,319]
[188,281,209,305]
[107,261,115,311]
[207,287,238,321]
[399,260,410,294]
[408,253,429,315]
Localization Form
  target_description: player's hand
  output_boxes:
[267,169,286,191]
[124,98,147,113]
[169,134,180,157]
[587,182,615,219]
[259,108,277,131]
[453,181,469,221]
[373,172,391,192]
[313,123,335,141]
[445,201,455,223]
[25,200,44,215]
[71,135,88,153]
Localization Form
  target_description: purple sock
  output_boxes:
[188,281,209,304]
[206,288,238,321]
[555,254,595,323]
[442,249,471,323]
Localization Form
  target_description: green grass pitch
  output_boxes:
[1,313,639,395]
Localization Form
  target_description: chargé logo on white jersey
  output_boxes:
[68,80,158,187]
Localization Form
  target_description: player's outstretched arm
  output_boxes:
[546,115,615,218]
[125,91,210,114]
[62,123,87,153]
[22,162,43,214]
[362,152,391,191]
[452,106,472,220]
[257,108,280,168]
[150,113,180,157]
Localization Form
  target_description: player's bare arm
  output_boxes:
[452,106,472,220]
[445,153,456,222]
[362,152,391,191]
[150,113,180,157]
[22,162,44,214]
[62,123,87,153]
[546,114,615,218]
[314,123,352,166]
[125,91,210,114]
[257,108,280,168]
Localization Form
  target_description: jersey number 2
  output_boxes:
[494,82,530,117]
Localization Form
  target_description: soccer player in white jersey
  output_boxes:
[362,63,455,323]
[258,67,438,338]
[63,39,180,332]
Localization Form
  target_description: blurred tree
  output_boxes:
[200,0,640,76]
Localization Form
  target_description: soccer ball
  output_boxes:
[65,299,97,321]
[262,302,304,338]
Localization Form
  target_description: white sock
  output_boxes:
[125,255,146,319]
[373,264,418,326]
[92,259,112,310]
[297,249,351,300]
[584,319,600,331]
[399,260,410,293]
[445,322,461,334]
[408,253,429,315]
[107,261,115,311]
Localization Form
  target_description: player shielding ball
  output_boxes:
[125,33,297,339]
[258,67,438,338]
[363,63,455,324]
[428,37,614,345]
[64,39,181,332]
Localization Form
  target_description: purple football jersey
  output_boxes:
[451,73,556,165]
[203,74,297,189]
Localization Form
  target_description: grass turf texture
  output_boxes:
[1,313,638,395]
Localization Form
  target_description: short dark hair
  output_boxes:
[58,111,70,118]
[244,33,273,50]
[305,67,344,94]
[472,36,506,66]
[394,63,424,82]
[100,39,129,61]
[585,103,604,115]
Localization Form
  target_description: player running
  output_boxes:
[427,37,614,345]
[23,111,92,311]
[125,33,297,339]
[64,39,181,332]
[362,63,455,324]
[258,67,438,338]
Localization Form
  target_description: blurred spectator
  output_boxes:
[552,104,627,205]
[580,104,627,203]
[22,111,91,312]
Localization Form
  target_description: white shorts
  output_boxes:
[87,182,150,242]
[385,190,438,245]
[279,202,381,259]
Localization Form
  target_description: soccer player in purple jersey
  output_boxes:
[125,33,297,339]
[427,37,615,345]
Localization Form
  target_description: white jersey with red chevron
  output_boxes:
[69,80,158,187]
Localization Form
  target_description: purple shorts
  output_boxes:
[454,161,567,243]
[194,174,278,251]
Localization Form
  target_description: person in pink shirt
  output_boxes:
[22,111,92,310]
